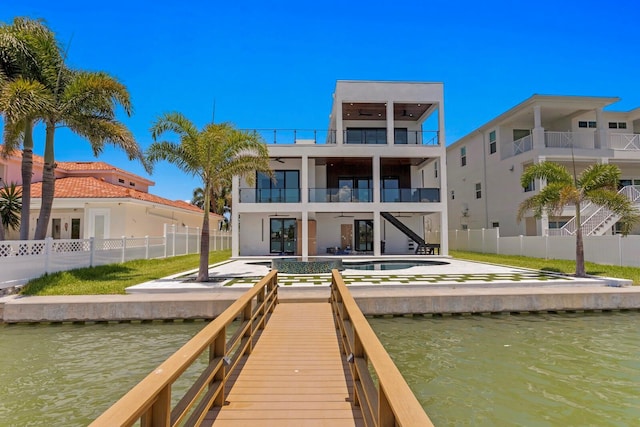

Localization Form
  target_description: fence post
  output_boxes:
[145,235,150,259]
[89,237,95,267]
[496,227,500,255]
[545,234,549,259]
[185,226,189,254]
[619,234,622,266]
[121,236,126,263]
[44,237,53,274]
[519,235,524,256]
[163,224,168,258]
[481,228,485,253]
[196,227,200,254]
[172,224,176,257]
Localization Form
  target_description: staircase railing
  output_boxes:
[557,185,640,236]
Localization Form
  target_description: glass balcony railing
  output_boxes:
[381,188,440,202]
[239,188,301,203]
[309,188,373,202]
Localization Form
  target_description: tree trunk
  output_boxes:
[34,121,55,240]
[574,202,586,277]
[0,219,5,241]
[20,120,34,240]
[196,187,211,282]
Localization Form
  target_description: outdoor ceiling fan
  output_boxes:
[273,157,285,163]
[334,212,354,218]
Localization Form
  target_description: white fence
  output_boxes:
[449,228,640,267]
[0,225,231,287]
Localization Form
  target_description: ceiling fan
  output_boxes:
[334,212,355,218]
[273,157,285,163]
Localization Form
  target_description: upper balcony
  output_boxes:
[239,187,441,203]
[240,129,439,145]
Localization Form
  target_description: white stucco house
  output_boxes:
[446,95,640,237]
[232,80,448,257]
[0,149,221,239]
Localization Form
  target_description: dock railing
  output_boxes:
[330,269,434,427]
[90,270,278,427]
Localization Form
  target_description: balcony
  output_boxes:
[544,131,595,149]
[240,188,301,203]
[610,133,640,151]
[381,188,440,202]
[309,188,372,203]
[236,128,439,145]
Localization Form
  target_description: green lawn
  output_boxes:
[17,248,639,296]
[20,250,232,296]
[450,250,640,285]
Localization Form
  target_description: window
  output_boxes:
[270,218,296,254]
[461,224,469,230]
[489,130,496,154]
[460,147,467,167]
[609,122,627,129]
[394,128,408,144]
[578,121,597,128]
[524,179,535,192]
[434,160,438,178]
[492,222,500,228]
[71,218,81,239]
[129,181,135,187]
[257,170,300,202]
[345,128,386,144]
[475,182,482,199]
[355,220,374,252]
[118,178,125,184]
[450,190,455,200]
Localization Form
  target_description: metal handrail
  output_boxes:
[90,271,279,427]
[330,269,434,427]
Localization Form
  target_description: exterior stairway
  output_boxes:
[556,186,640,236]
[380,212,429,254]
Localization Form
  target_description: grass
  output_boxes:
[20,250,232,296]
[450,250,640,285]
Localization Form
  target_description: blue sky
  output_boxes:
[2,0,640,201]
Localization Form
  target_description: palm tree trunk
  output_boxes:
[574,202,586,277]
[34,121,55,240]
[0,219,5,241]
[20,120,34,240]
[196,186,211,282]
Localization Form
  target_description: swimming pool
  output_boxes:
[343,260,449,271]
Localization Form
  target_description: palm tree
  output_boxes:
[0,183,22,240]
[0,17,59,240]
[147,113,271,282]
[518,161,639,277]
[192,184,232,216]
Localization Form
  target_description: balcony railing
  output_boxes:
[240,188,301,203]
[381,188,440,202]
[545,131,595,149]
[343,130,438,145]
[610,133,640,151]
[240,129,337,145]
[309,188,372,202]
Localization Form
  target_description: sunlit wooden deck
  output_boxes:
[205,302,363,426]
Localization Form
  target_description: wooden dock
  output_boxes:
[206,302,363,426]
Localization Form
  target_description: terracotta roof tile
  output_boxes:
[56,161,117,171]
[28,177,211,215]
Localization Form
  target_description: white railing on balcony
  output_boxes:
[555,185,640,236]
[610,133,640,151]
[544,131,595,149]
[501,134,533,159]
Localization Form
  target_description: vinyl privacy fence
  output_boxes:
[0,225,231,287]
[449,228,640,267]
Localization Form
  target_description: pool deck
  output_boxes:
[2,257,639,323]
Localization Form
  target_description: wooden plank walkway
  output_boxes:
[205,302,364,427]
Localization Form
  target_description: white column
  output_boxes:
[301,154,309,204]
[386,101,394,145]
[438,100,449,255]
[231,175,240,257]
[373,211,381,256]
[301,210,308,259]
[596,107,608,149]
[373,154,381,203]
[532,105,545,150]
[336,101,344,145]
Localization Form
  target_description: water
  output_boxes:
[344,260,448,270]
[370,312,640,427]
[1,313,639,426]
[0,321,204,426]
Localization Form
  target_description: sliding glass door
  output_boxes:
[355,220,373,252]
[270,219,297,254]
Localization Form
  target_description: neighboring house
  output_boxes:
[446,95,640,237]
[0,149,220,239]
[232,80,448,257]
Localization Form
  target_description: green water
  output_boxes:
[1,313,638,426]
[370,312,640,427]
[0,321,205,426]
